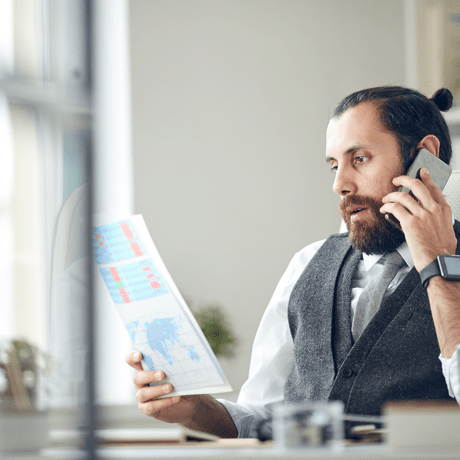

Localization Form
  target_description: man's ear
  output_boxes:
[417,135,440,158]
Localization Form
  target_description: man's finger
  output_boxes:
[419,167,447,204]
[125,350,144,371]
[133,370,167,389]
[138,396,182,418]
[135,381,173,402]
[388,173,434,208]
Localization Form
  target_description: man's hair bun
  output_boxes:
[430,88,453,112]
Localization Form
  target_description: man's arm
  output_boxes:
[380,167,460,358]
[124,241,323,437]
[424,278,460,358]
[125,351,238,438]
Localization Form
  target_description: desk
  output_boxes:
[2,402,460,460]
[2,439,458,460]
[94,438,460,460]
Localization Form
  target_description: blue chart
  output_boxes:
[93,215,232,396]
[126,315,200,370]
[93,220,145,264]
[99,259,169,304]
[125,310,225,391]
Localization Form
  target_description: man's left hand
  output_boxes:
[380,167,457,272]
[381,168,460,358]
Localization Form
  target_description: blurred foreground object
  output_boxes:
[272,401,344,452]
[0,339,50,453]
[385,400,460,453]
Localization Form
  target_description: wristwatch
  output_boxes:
[419,255,460,288]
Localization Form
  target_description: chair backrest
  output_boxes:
[444,170,460,221]
[50,184,88,291]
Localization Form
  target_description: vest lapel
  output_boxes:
[359,268,423,339]
[332,247,361,371]
[284,225,460,412]
[328,267,426,405]
[285,234,357,403]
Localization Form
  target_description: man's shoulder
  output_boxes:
[327,231,349,241]
[292,233,349,265]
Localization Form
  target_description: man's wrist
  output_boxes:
[419,255,460,288]
[188,395,238,438]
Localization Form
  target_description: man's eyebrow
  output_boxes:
[325,143,371,164]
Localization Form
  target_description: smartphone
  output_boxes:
[385,148,452,230]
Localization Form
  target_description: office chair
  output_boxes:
[50,184,88,292]
[47,184,89,407]
[444,170,460,221]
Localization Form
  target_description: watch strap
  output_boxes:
[419,258,441,289]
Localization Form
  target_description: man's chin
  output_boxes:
[339,194,406,254]
[346,217,406,255]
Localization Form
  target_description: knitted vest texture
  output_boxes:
[284,221,460,416]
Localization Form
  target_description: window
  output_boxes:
[0,0,93,454]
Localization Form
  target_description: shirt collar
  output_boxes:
[362,241,414,271]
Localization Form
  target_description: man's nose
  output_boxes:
[332,166,357,197]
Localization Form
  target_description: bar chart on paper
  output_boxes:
[93,216,233,396]
[99,259,169,304]
[94,220,146,264]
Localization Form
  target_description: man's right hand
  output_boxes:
[125,351,238,437]
[125,350,203,425]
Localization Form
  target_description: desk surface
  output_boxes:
[3,440,460,460]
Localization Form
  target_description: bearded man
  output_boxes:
[126,86,460,439]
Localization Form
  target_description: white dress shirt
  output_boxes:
[218,239,460,438]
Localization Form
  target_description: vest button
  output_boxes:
[342,367,353,378]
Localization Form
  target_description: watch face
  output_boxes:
[438,255,460,280]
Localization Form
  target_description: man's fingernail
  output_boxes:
[422,167,430,175]
[163,384,172,394]
[135,351,142,360]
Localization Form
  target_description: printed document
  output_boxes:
[93,215,232,396]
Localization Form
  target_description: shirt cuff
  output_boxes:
[217,399,265,438]
[439,344,460,404]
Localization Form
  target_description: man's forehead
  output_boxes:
[325,103,388,154]
[327,102,381,133]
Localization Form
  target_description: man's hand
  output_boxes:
[380,168,460,358]
[125,351,238,437]
[125,350,203,424]
[380,168,457,272]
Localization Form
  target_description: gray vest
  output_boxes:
[284,221,460,416]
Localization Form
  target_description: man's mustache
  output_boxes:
[339,195,381,220]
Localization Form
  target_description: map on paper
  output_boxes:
[93,215,232,397]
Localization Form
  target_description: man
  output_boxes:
[126,86,460,438]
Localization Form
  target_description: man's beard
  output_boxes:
[339,195,406,255]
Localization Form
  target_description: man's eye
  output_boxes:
[354,155,368,164]
[330,164,338,172]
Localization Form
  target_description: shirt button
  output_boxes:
[342,367,353,378]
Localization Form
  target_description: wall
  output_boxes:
[129,0,406,398]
